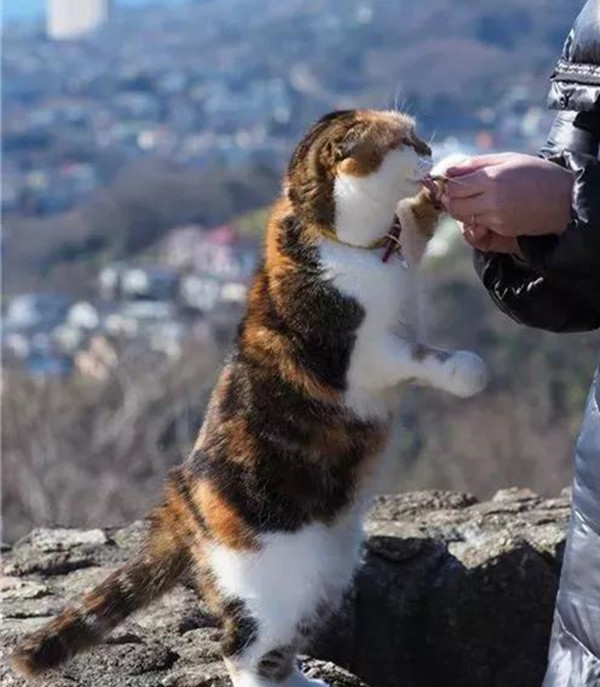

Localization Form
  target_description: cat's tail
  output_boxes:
[11,469,196,677]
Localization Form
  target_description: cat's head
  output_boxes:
[285,109,432,247]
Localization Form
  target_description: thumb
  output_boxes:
[446,153,512,178]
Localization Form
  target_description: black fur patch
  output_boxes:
[221,598,259,658]
[25,634,70,672]
[257,646,295,682]
[287,110,354,178]
[189,388,380,534]
[268,214,365,392]
[188,208,380,534]
[167,467,208,535]
[277,215,319,268]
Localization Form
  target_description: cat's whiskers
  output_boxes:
[394,87,405,114]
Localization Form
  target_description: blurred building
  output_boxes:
[47,0,109,40]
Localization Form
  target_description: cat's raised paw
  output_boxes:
[442,350,487,398]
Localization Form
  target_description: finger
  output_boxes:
[445,153,514,178]
[443,170,489,199]
[443,193,494,223]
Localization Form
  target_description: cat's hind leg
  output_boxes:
[210,525,359,687]
[220,599,331,687]
[228,658,329,687]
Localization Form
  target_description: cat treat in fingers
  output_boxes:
[12,110,486,687]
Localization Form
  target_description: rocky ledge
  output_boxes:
[1,489,570,687]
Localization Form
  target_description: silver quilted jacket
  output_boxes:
[543,370,600,686]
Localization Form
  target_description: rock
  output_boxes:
[5,526,123,578]
[492,487,540,503]
[0,577,50,600]
[0,490,571,687]
[316,489,570,687]
[0,534,366,687]
[27,527,109,552]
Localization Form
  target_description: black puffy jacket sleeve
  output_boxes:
[474,111,600,333]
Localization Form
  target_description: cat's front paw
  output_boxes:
[442,351,487,398]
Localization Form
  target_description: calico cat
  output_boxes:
[12,109,486,687]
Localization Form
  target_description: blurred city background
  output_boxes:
[3,0,596,542]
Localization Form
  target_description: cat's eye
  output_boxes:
[398,134,413,148]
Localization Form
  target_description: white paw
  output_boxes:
[283,668,330,687]
[442,350,487,398]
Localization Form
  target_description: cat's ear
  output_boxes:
[334,131,361,161]
[335,140,356,161]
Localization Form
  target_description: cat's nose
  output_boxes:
[413,139,432,157]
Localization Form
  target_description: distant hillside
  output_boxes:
[400,233,596,497]
[3,160,279,297]
[4,220,596,542]
[4,0,585,296]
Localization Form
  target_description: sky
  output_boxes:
[3,0,188,22]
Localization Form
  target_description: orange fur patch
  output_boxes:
[243,324,339,404]
[409,188,440,241]
[194,367,233,453]
[194,480,258,550]
[335,112,422,177]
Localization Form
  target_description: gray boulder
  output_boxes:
[319,488,570,687]
[1,489,570,687]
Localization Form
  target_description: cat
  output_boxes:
[12,109,486,687]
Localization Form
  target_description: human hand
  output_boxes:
[441,152,574,240]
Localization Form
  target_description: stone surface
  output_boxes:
[0,490,571,687]
[318,489,570,687]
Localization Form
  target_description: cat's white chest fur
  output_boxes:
[321,238,411,322]
[319,237,416,417]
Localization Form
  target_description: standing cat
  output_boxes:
[12,110,486,687]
